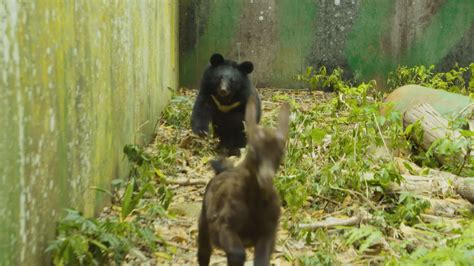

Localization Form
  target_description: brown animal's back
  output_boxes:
[203,167,281,248]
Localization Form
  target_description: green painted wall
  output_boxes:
[0,1,178,265]
[180,0,474,88]
[180,0,244,87]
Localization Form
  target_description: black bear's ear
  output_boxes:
[239,61,254,74]
[210,53,224,67]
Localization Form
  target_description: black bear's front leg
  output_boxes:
[213,122,245,156]
[224,131,245,156]
[191,94,212,136]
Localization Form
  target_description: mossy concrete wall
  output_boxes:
[0,1,178,264]
[180,0,474,88]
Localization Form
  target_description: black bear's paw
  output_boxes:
[216,145,228,156]
[216,143,241,157]
[227,148,241,157]
[192,126,209,137]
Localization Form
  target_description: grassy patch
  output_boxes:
[47,64,473,265]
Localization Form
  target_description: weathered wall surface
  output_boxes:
[0,1,178,264]
[180,0,474,88]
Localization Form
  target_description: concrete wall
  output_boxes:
[180,0,474,88]
[0,1,178,264]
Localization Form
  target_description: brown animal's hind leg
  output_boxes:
[218,228,246,266]
[197,213,211,266]
[254,234,275,266]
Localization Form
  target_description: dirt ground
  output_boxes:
[148,88,326,265]
[116,87,472,265]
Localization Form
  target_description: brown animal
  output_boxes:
[197,95,290,266]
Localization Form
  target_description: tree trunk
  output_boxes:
[403,103,469,164]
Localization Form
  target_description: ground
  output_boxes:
[47,65,474,265]
[150,88,322,265]
[90,84,474,265]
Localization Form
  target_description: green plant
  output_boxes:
[48,143,173,265]
[297,229,337,265]
[123,143,174,210]
[46,209,127,266]
[387,221,474,265]
[387,192,430,226]
[280,69,404,216]
[387,63,473,95]
[299,251,334,266]
[161,90,194,128]
[344,225,384,254]
[49,63,474,264]
[296,66,346,92]
[426,137,472,174]
[402,115,474,176]
[286,64,474,263]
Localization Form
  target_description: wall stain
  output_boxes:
[180,0,473,88]
[0,1,178,264]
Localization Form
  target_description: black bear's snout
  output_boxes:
[217,80,230,97]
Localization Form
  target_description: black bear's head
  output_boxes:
[205,53,253,102]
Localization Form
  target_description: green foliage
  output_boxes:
[297,230,336,266]
[469,63,474,91]
[404,120,424,149]
[388,221,474,265]
[296,66,346,92]
[123,143,174,209]
[292,63,473,264]
[299,251,334,266]
[48,143,173,265]
[344,225,383,253]
[387,192,430,226]
[48,63,474,264]
[162,92,193,128]
[45,209,157,266]
[123,144,151,166]
[387,64,474,175]
[283,67,402,214]
[426,137,472,174]
[402,116,474,176]
[387,63,473,95]
[370,162,403,189]
[46,209,108,266]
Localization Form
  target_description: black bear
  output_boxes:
[191,53,261,155]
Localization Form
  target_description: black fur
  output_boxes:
[191,53,261,155]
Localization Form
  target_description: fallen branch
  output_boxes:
[403,103,470,164]
[422,197,473,217]
[386,175,474,214]
[420,213,463,229]
[363,164,474,216]
[330,186,378,211]
[312,194,343,207]
[165,178,208,186]
[404,103,460,149]
[389,158,474,204]
[455,178,474,204]
[298,208,371,230]
[399,224,438,251]
[164,240,193,251]
[386,174,456,198]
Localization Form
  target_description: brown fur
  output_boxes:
[197,96,290,266]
